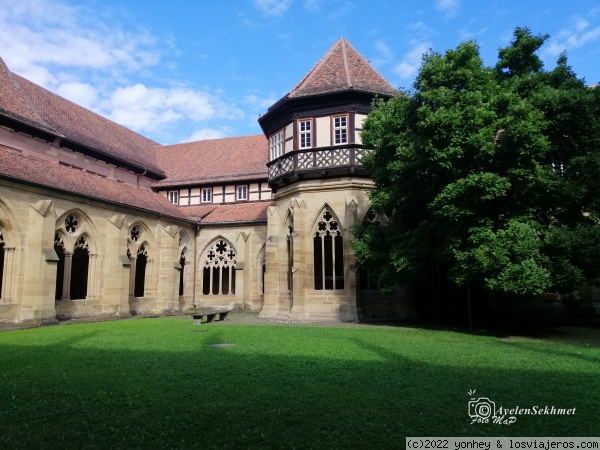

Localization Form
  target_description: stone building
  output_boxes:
[0,38,413,325]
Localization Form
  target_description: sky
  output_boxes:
[1,0,599,145]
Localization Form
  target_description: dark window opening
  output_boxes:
[70,246,89,300]
[202,267,211,295]
[0,241,4,299]
[179,256,185,296]
[134,252,147,297]
[54,244,65,300]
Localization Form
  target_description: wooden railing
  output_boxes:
[267,145,366,182]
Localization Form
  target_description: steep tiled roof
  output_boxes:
[0,145,191,222]
[180,201,273,224]
[155,135,268,187]
[0,58,164,176]
[288,38,396,98]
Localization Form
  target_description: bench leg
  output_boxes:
[217,312,229,321]
[206,314,216,323]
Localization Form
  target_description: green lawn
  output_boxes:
[0,317,598,449]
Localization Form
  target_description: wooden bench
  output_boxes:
[191,310,232,325]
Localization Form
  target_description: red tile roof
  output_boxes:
[288,38,397,98]
[0,145,190,222]
[0,58,164,176]
[180,201,273,224]
[154,134,268,187]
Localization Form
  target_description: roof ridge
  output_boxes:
[287,37,396,99]
[340,38,353,88]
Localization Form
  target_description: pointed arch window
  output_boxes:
[313,209,344,290]
[286,216,294,291]
[134,244,148,298]
[70,236,90,300]
[54,234,66,300]
[0,231,4,299]
[258,246,266,295]
[202,240,236,295]
[178,233,190,296]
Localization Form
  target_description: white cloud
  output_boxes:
[252,0,292,17]
[0,0,246,142]
[545,16,600,57]
[394,42,431,80]
[108,84,243,133]
[0,1,160,89]
[56,82,99,110]
[435,0,459,17]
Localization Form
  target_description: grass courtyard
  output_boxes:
[0,315,599,449]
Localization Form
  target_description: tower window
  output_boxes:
[333,115,348,145]
[270,131,283,160]
[299,119,312,149]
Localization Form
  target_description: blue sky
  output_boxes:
[1,0,599,144]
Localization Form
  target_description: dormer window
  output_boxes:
[299,119,312,149]
[168,191,179,204]
[237,185,248,201]
[333,115,348,145]
[202,188,212,203]
[270,131,283,160]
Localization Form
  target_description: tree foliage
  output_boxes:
[355,28,600,299]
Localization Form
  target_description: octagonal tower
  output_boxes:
[259,38,402,321]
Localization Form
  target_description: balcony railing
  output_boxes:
[267,145,367,183]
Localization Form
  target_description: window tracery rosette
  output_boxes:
[202,240,236,270]
[0,230,4,245]
[130,226,140,242]
[137,244,148,258]
[314,210,341,239]
[65,214,79,234]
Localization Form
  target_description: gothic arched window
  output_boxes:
[0,231,4,299]
[286,216,294,291]
[70,237,90,300]
[202,240,236,295]
[179,234,190,296]
[54,234,66,300]
[313,209,344,290]
[134,244,148,298]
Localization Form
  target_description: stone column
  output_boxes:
[21,199,58,323]
[61,252,73,300]
[102,215,130,317]
[290,199,307,319]
[146,258,155,298]
[1,247,15,300]
[87,254,98,299]
[260,205,284,319]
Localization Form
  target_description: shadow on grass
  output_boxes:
[0,319,598,450]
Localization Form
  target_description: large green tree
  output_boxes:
[355,28,600,301]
